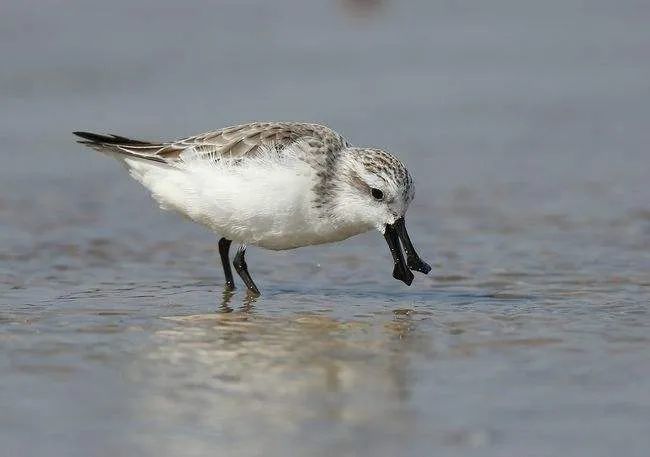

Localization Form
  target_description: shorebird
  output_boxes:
[74,122,430,295]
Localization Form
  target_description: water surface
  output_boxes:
[1,1,649,456]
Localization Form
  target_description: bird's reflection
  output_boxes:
[129,296,439,457]
[217,288,258,314]
[218,289,235,313]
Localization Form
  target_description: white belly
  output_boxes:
[122,153,370,250]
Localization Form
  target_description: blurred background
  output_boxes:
[1,1,649,456]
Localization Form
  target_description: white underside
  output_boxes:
[119,149,372,250]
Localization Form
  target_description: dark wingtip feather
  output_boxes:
[72,131,152,146]
[73,130,168,164]
[73,131,107,143]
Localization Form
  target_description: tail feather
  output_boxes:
[73,131,167,163]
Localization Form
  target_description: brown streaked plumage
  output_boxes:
[74,122,348,164]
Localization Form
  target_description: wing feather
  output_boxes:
[75,122,348,165]
[162,122,348,162]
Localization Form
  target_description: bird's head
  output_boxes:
[329,147,431,285]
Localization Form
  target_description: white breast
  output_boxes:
[121,150,370,250]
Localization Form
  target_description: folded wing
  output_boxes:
[74,122,348,165]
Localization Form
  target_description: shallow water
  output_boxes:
[1,1,650,456]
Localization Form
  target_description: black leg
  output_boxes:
[233,244,260,296]
[218,237,235,291]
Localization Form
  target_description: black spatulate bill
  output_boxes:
[393,217,431,274]
[383,223,414,286]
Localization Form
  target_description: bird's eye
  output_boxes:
[371,188,384,200]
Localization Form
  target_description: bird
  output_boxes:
[73,122,431,295]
